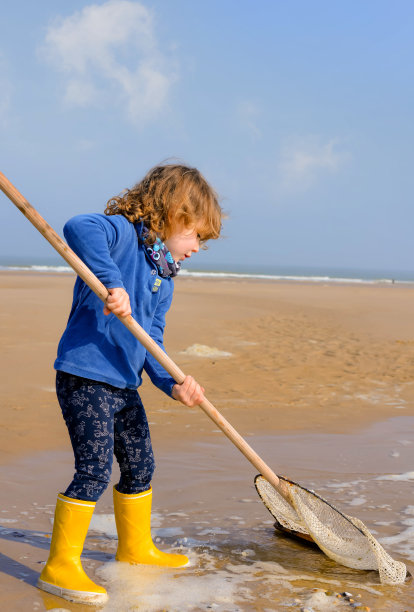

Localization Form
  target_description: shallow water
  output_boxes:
[0,416,413,611]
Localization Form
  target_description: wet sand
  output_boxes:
[0,271,413,611]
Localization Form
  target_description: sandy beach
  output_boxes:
[1,271,413,611]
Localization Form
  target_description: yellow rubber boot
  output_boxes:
[37,493,108,605]
[113,486,189,567]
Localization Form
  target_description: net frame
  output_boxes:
[254,474,408,585]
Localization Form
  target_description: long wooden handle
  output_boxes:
[0,171,285,495]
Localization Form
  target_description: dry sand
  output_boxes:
[0,271,413,611]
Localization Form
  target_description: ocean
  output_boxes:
[1,256,414,285]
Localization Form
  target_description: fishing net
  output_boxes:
[254,475,407,585]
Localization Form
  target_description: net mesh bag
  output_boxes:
[255,475,407,584]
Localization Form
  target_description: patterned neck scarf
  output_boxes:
[137,225,181,278]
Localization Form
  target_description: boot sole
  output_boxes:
[37,578,108,605]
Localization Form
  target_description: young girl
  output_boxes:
[38,163,222,605]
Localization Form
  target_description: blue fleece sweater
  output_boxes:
[54,213,176,395]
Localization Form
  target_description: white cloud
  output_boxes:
[277,136,350,192]
[40,0,176,125]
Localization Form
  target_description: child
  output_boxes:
[37,163,222,605]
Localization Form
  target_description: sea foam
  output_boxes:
[375,471,414,482]
[380,506,414,561]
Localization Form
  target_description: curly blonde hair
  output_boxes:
[105,163,222,246]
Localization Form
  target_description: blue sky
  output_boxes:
[1,0,413,273]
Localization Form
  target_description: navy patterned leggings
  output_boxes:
[56,371,155,501]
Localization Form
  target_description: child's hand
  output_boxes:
[171,375,205,407]
[103,288,132,317]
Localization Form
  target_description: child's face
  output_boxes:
[164,226,200,263]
